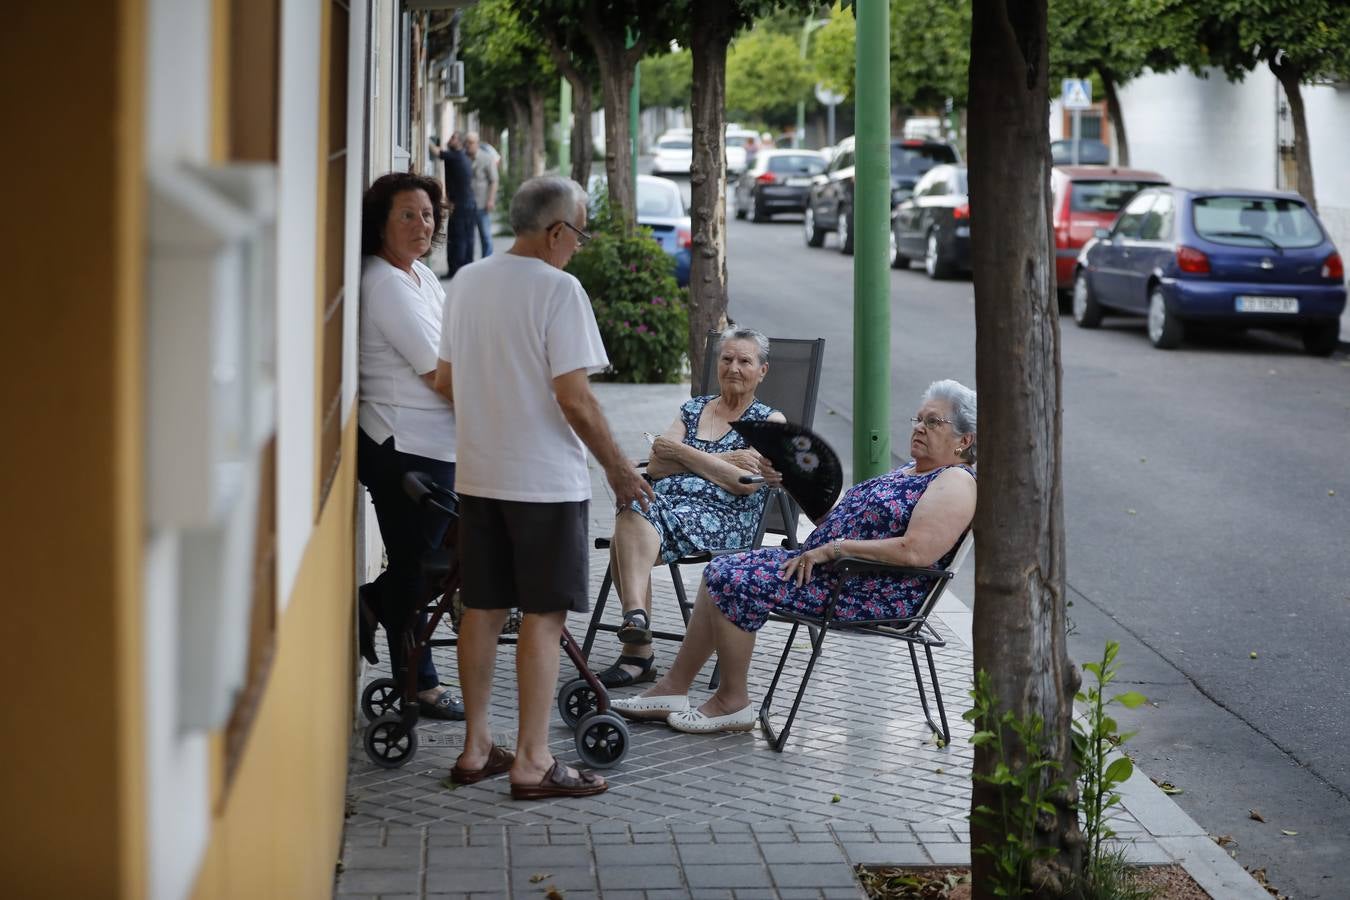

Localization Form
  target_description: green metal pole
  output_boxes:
[630,49,640,203]
[853,0,891,482]
[559,77,572,174]
[797,21,810,148]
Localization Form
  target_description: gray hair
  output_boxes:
[717,326,770,365]
[509,175,587,235]
[922,379,977,464]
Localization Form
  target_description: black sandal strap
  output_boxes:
[616,653,656,671]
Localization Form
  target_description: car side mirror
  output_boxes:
[891,188,913,205]
[1094,228,1110,239]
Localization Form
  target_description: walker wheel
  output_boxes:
[360,677,403,723]
[363,713,418,769]
[557,677,600,728]
[575,711,629,769]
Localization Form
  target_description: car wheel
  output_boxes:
[1301,320,1339,356]
[804,207,825,247]
[1147,287,1184,349]
[1071,271,1102,328]
[924,229,953,279]
[837,208,854,255]
[751,193,768,223]
[889,227,908,269]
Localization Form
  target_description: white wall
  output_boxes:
[1119,67,1279,191]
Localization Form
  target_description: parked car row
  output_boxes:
[804,135,961,253]
[783,137,1345,355]
[649,126,764,177]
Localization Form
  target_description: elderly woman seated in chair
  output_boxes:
[612,379,977,733]
[598,327,788,688]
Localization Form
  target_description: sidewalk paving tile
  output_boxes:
[685,863,774,889]
[334,382,1263,899]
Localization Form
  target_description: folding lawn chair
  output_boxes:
[758,531,975,752]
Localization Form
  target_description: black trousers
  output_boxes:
[357,428,455,692]
[445,211,477,279]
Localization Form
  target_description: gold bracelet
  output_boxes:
[832,538,844,560]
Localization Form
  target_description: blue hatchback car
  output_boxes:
[1071,187,1345,354]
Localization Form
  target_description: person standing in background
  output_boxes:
[436,132,476,278]
[466,131,498,259]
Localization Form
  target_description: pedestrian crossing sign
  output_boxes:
[1062,79,1092,110]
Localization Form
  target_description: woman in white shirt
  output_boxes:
[356,172,462,720]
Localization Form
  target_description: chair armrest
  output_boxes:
[834,557,954,581]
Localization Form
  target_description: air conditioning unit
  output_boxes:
[446,60,465,99]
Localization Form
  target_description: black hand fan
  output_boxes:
[729,420,843,521]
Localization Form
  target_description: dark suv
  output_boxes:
[804,136,960,254]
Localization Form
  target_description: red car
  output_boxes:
[1052,166,1169,299]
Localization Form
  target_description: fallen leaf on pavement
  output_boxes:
[831,794,841,803]
[1126,508,1137,515]
[529,873,551,883]
[1250,651,1259,659]
[1149,776,1183,795]
[1249,809,1266,822]
[1280,829,1298,836]
[1212,834,1235,847]
[545,888,566,900]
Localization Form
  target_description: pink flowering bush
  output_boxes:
[566,197,689,383]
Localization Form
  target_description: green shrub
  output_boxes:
[566,197,689,383]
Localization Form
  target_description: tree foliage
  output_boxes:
[726,27,815,126]
[1047,0,1188,164]
[459,0,555,124]
[1183,0,1350,209]
[640,47,693,110]
[812,0,970,113]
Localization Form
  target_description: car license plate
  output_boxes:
[1234,295,1298,313]
[786,177,811,186]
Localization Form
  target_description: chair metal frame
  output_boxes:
[580,333,826,663]
[758,531,974,752]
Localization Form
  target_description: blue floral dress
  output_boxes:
[629,395,779,563]
[705,463,975,632]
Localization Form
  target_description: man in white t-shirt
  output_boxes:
[434,175,653,800]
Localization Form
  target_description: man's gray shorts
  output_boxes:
[458,494,590,615]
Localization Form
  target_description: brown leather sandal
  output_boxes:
[510,759,608,801]
[448,745,515,785]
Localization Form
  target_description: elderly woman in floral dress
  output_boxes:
[612,379,977,734]
[596,327,786,688]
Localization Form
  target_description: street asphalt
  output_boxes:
[706,194,1350,900]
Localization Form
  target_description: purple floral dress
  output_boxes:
[705,464,974,632]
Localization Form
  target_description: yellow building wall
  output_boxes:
[192,419,358,900]
[0,2,147,897]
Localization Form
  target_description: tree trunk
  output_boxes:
[582,10,646,227]
[967,1,1081,897]
[528,83,547,177]
[1098,68,1129,167]
[541,34,595,187]
[1272,61,1316,211]
[571,82,595,187]
[508,93,529,190]
[686,0,736,384]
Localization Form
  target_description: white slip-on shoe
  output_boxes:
[667,703,756,734]
[610,694,690,721]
